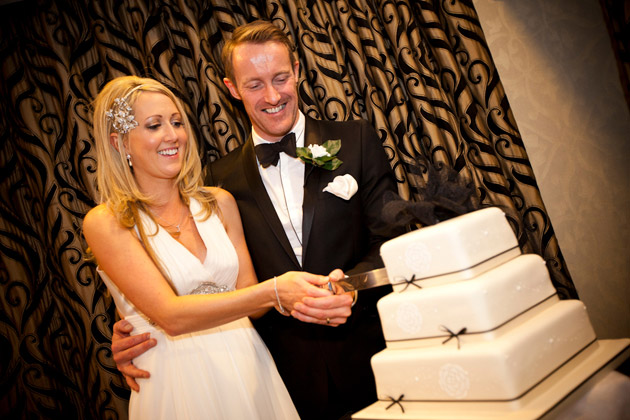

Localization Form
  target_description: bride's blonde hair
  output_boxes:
[91,76,218,277]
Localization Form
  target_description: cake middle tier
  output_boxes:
[370,299,597,402]
[377,254,558,348]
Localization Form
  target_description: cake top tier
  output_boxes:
[380,207,520,291]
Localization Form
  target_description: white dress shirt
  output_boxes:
[252,112,306,265]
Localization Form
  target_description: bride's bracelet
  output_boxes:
[273,276,286,314]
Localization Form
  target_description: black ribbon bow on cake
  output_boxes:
[254,132,297,168]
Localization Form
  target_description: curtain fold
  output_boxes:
[0,0,577,418]
[599,0,630,111]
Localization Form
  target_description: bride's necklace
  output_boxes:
[153,205,189,236]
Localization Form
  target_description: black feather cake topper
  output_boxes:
[382,155,479,229]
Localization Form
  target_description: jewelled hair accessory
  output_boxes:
[106,97,139,134]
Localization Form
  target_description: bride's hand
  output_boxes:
[273,271,331,314]
[290,269,353,326]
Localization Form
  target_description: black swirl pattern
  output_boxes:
[0,0,579,418]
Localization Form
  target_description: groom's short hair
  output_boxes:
[221,19,297,84]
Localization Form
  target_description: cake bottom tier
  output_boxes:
[353,338,630,420]
[371,300,596,402]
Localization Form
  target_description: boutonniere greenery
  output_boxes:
[296,139,343,171]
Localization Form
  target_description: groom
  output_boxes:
[112,20,399,419]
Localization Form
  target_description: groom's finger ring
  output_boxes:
[326,318,330,324]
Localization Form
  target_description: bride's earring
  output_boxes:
[126,153,132,168]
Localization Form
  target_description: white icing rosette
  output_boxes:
[438,363,470,399]
[396,302,423,334]
[322,174,358,200]
[404,242,432,274]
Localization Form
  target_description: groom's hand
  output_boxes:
[291,269,353,326]
[112,319,157,392]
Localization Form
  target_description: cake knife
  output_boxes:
[326,267,390,293]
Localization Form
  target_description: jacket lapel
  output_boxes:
[301,118,323,260]
[241,138,301,267]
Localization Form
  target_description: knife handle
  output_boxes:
[325,280,355,294]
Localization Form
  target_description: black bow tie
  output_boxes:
[254,133,297,168]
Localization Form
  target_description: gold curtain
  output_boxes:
[0,0,577,418]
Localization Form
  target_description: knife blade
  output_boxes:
[327,267,390,293]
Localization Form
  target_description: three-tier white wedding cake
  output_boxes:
[353,207,629,420]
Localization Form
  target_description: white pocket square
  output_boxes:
[323,174,358,200]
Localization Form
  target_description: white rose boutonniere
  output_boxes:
[323,174,358,200]
[296,139,343,171]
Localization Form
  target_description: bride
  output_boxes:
[83,75,334,419]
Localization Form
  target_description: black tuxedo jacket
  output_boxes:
[207,116,398,419]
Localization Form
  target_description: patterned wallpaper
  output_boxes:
[474,0,630,338]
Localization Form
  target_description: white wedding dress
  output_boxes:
[98,198,299,420]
